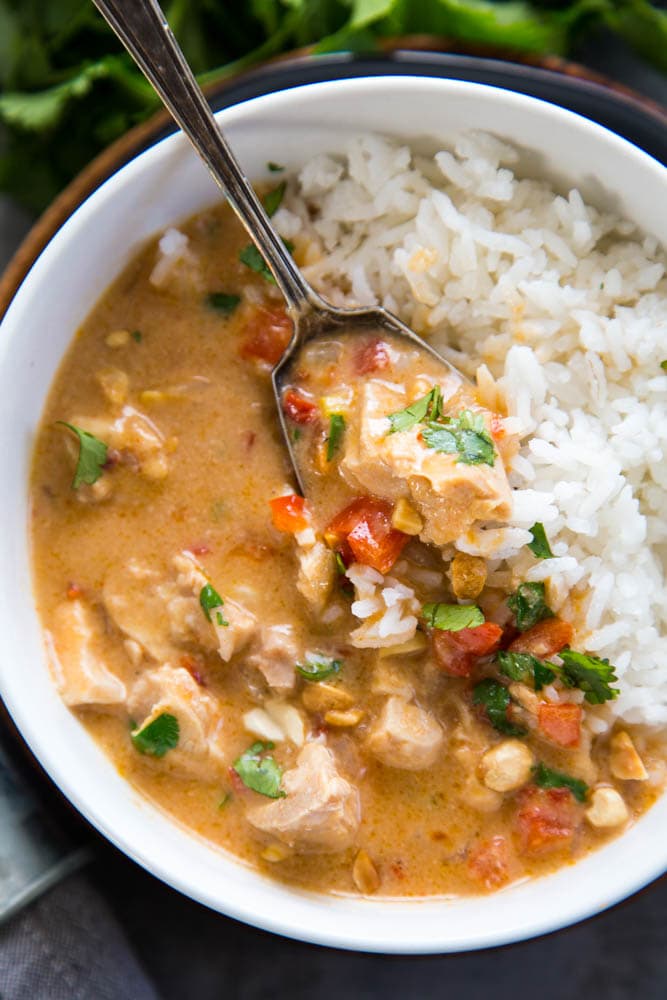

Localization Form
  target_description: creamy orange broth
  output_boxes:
[30,199,664,897]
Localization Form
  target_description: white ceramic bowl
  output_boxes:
[0,77,665,953]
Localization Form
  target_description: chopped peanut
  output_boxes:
[301,683,354,713]
[585,787,629,828]
[260,842,292,863]
[391,497,424,535]
[610,730,648,781]
[479,739,534,792]
[324,708,365,727]
[377,632,427,658]
[450,552,487,600]
[352,849,380,894]
[105,329,130,348]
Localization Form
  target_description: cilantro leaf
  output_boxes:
[131,330,143,343]
[507,582,554,631]
[528,522,554,559]
[233,741,285,798]
[296,653,342,682]
[239,238,293,283]
[267,162,284,173]
[496,650,556,691]
[533,762,589,803]
[388,386,442,433]
[263,180,286,217]
[472,679,526,737]
[557,649,620,704]
[206,292,240,315]
[131,712,179,758]
[421,409,495,466]
[56,421,108,489]
[422,603,485,632]
[199,583,224,622]
[326,414,345,461]
[661,360,667,372]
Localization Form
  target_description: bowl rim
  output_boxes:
[1,73,666,953]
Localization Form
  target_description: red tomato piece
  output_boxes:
[509,618,573,658]
[282,388,318,425]
[467,836,513,890]
[269,494,310,534]
[431,622,503,677]
[515,785,580,855]
[326,497,408,574]
[239,305,292,365]
[490,414,505,440]
[355,338,391,374]
[537,702,582,748]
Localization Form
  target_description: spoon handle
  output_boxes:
[92,0,319,317]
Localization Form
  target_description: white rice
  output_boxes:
[277,132,667,727]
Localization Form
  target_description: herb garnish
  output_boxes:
[131,712,179,758]
[388,386,442,433]
[131,330,142,343]
[472,679,526,737]
[334,552,347,576]
[507,581,554,631]
[533,762,588,803]
[326,414,345,461]
[267,162,285,173]
[263,180,286,217]
[206,292,241,315]
[528,522,554,559]
[422,410,495,467]
[497,650,556,691]
[558,649,619,704]
[239,238,294,283]
[661,360,667,372]
[296,653,342,682]
[422,603,485,632]
[56,421,108,489]
[199,583,224,622]
[233,741,285,798]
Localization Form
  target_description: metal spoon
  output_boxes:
[92,0,465,492]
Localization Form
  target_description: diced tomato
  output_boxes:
[325,497,408,574]
[355,338,390,374]
[228,766,246,794]
[514,785,580,855]
[431,622,503,677]
[66,582,82,600]
[180,654,206,686]
[269,494,310,534]
[239,305,292,365]
[509,618,573,658]
[467,836,513,890]
[282,388,318,425]
[490,414,505,440]
[537,702,582,748]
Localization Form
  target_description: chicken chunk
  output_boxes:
[296,540,336,612]
[341,380,512,545]
[48,599,126,708]
[366,696,443,770]
[128,664,225,775]
[246,624,301,693]
[246,743,360,852]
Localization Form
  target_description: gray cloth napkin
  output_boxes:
[0,872,161,1000]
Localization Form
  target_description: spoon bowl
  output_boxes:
[92,0,465,493]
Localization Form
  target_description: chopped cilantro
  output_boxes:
[199,583,224,622]
[56,421,108,489]
[291,428,302,443]
[422,409,495,467]
[267,162,285,173]
[533,762,589,803]
[558,649,619,704]
[388,386,442,434]
[528,522,554,559]
[507,581,554,631]
[131,712,179,758]
[334,552,347,576]
[216,610,229,628]
[233,741,285,798]
[131,329,142,343]
[326,414,345,461]
[296,653,342,682]
[218,793,231,809]
[206,292,241,315]
[661,360,667,372]
[239,237,294,283]
[472,678,525,737]
[497,650,556,690]
[263,180,286,217]
[422,602,485,632]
